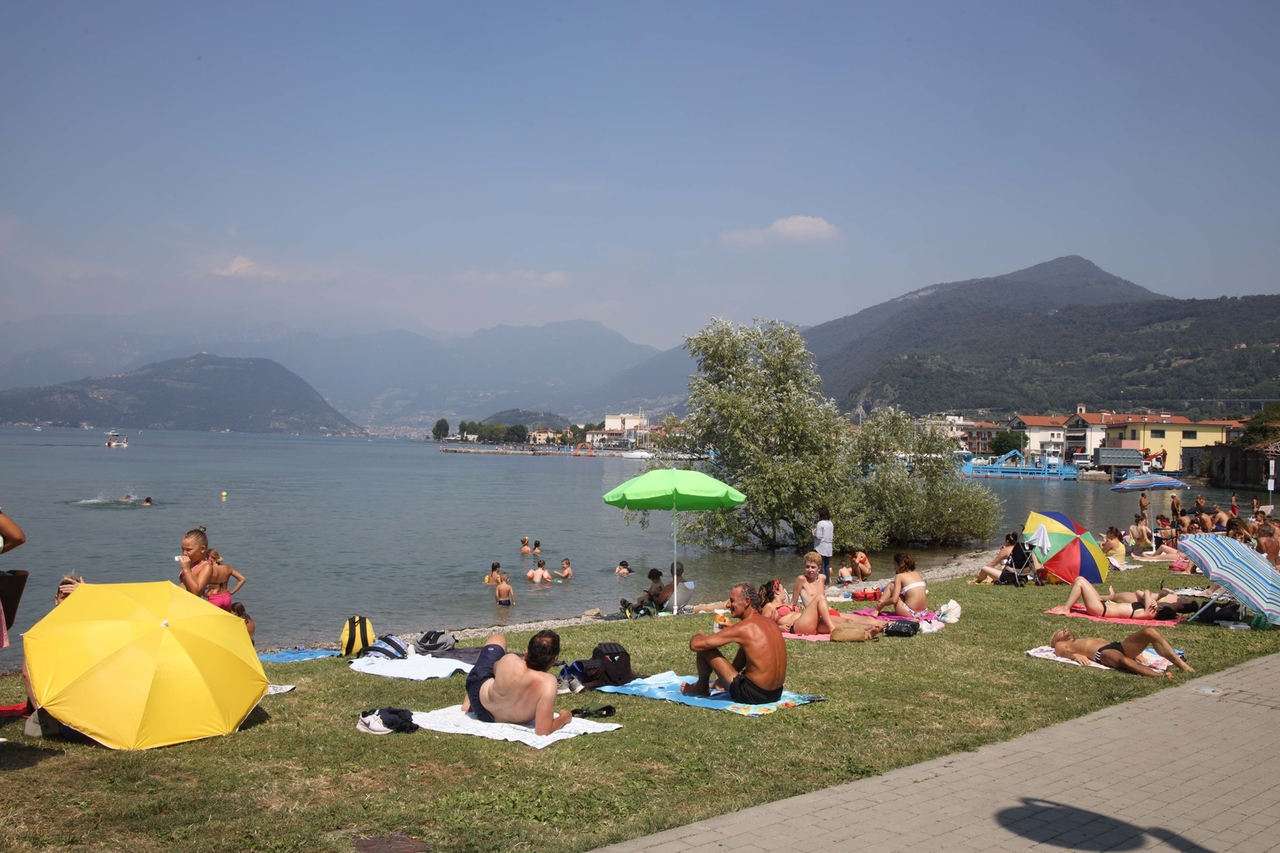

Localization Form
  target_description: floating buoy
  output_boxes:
[221,491,227,501]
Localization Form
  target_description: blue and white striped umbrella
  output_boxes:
[1110,472,1190,492]
[1178,534,1280,625]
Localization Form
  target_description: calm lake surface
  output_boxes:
[0,427,1260,662]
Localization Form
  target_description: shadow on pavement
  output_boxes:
[995,797,1213,852]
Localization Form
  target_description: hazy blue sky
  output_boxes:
[2,2,1277,347]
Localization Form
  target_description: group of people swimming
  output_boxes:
[484,544,576,608]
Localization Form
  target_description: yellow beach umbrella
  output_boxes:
[23,581,267,750]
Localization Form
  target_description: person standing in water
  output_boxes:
[495,573,514,607]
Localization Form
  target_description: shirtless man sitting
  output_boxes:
[681,582,787,704]
[1257,523,1279,566]
[461,630,570,736]
[1050,628,1195,677]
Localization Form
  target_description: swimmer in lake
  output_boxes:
[495,572,514,606]
[529,560,551,583]
[532,539,541,555]
[615,560,632,575]
[520,537,532,554]
[485,562,502,584]
[554,558,573,579]
[142,497,152,506]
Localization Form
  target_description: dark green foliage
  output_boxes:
[432,417,450,440]
[504,423,529,443]
[990,430,1028,455]
[833,294,1280,416]
[0,354,362,435]
[1237,403,1280,447]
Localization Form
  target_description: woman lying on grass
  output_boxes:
[1049,576,1179,621]
[1051,628,1195,677]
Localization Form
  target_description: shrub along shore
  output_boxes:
[3,565,1278,853]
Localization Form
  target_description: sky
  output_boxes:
[2,1,1278,348]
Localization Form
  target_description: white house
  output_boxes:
[1007,414,1069,454]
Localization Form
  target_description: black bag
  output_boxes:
[997,568,1024,588]
[1192,602,1241,623]
[414,630,456,655]
[358,635,410,659]
[569,642,641,689]
[882,620,919,637]
[0,570,28,630]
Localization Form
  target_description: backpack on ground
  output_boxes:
[358,635,410,660]
[882,620,919,637]
[1192,601,1241,624]
[340,615,376,656]
[562,642,641,689]
[414,630,456,655]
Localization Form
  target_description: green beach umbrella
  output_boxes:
[603,469,746,611]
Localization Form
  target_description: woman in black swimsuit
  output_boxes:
[1052,576,1176,620]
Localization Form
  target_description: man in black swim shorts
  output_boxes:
[681,582,787,704]
[461,631,571,735]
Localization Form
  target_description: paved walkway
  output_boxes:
[592,653,1280,853]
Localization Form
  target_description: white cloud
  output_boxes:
[456,269,570,289]
[720,215,841,247]
[211,255,279,279]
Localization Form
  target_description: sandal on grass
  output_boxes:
[571,704,616,718]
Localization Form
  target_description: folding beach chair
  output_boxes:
[1000,540,1044,586]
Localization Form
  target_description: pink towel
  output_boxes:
[1045,605,1183,627]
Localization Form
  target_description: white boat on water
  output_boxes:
[105,436,129,449]
[33,426,41,431]
[621,450,654,459]
[105,429,121,437]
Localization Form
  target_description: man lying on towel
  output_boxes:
[1050,628,1195,678]
[461,630,571,736]
[681,582,787,703]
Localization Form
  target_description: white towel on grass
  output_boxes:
[411,705,619,749]
[349,655,472,681]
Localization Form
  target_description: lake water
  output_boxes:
[0,427,1261,663]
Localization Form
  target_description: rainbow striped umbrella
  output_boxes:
[1023,510,1109,584]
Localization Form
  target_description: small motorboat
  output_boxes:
[33,426,42,431]
[621,450,654,460]
[105,429,121,437]
[105,436,129,449]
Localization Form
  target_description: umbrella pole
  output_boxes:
[672,508,679,612]
[1148,508,1156,557]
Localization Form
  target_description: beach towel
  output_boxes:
[1026,645,1176,673]
[1170,587,1212,597]
[258,648,340,663]
[349,655,472,681]
[0,701,28,718]
[1046,605,1183,626]
[410,705,619,749]
[595,671,824,717]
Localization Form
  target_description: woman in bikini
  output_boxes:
[519,537,532,554]
[790,552,827,613]
[1051,576,1176,620]
[202,549,246,612]
[877,553,928,619]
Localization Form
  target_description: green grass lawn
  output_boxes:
[3,567,1278,853]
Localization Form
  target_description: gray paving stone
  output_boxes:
[590,653,1280,853]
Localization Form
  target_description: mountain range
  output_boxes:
[6,255,1280,429]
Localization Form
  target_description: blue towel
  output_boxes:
[596,671,824,717]
[258,648,341,663]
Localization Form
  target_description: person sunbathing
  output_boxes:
[877,553,928,619]
[681,583,787,703]
[790,552,828,609]
[778,591,885,637]
[1128,514,1153,550]
[1049,576,1178,621]
[1050,628,1194,677]
[1099,586,1199,614]
[461,630,570,735]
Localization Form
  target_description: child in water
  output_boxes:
[555,558,573,579]
[495,573,514,606]
[529,560,551,583]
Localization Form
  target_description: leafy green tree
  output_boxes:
[990,430,1028,455]
[1237,403,1280,447]
[630,320,1000,551]
[504,423,529,443]
[657,319,877,550]
[847,408,1002,546]
[432,418,449,441]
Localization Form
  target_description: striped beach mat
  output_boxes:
[1178,534,1280,625]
